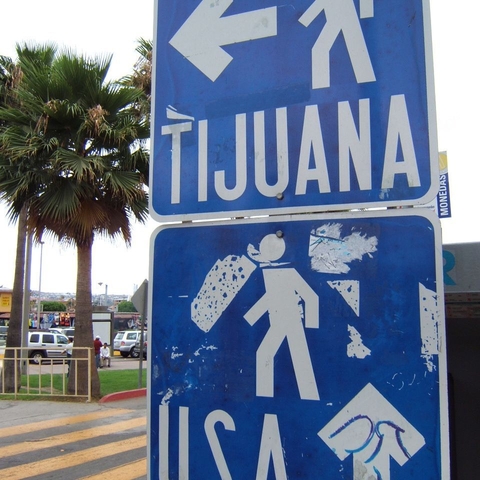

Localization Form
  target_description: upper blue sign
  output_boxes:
[152,0,438,220]
[148,209,449,478]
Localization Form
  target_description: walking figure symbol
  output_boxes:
[244,234,320,400]
[299,0,376,89]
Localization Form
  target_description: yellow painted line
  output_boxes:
[0,408,132,439]
[0,416,146,459]
[79,458,147,480]
[0,434,146,479]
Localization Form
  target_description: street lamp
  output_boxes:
[36,241,44,328]
[98,282,108,306]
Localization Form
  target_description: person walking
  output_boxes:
[62,337,74,376]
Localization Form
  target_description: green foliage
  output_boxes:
[41,301,67,312]
[117,300,137,312]
[0,43,150,243]
[98,368,146,396]
[0,42,151,398]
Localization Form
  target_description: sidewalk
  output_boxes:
[0,355,146,373]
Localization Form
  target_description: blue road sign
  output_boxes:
[148,209,449,479]
[152,0,438,220]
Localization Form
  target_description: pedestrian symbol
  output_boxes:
[243,234,320,400]
[300,0,376,89]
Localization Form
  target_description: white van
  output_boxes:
[28,331,69,364]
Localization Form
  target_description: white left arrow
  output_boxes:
[169,0,277,81]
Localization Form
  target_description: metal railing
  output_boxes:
[0,347,92,401]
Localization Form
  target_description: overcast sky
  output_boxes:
[0,0,479,295]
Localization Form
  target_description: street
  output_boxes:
[0,358,148,480]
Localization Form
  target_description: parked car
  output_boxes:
[48,328,65,335]
[133,338,147,359]
[28,330,69,364]
[113,330,145,358]
[61,328,75,339]
[0,325,7,347]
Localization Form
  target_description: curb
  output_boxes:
[99,388,146,403]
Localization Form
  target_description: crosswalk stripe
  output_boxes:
[0,416,146,459]
[78,458,147,480]
[0,408,132,438]
[0,434,147,479]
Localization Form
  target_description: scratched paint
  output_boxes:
[419,283,439,372]
[309,223,378,274]
[347,325,371,359]
[328,280,360,316]
[191,255,256,332]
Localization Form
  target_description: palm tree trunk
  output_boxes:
[2,206,27,393]
[67,242,100,397]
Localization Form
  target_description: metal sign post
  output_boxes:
[148,209,449,478]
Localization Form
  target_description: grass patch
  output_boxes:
[98,368,146,396]
[0,368,146,400]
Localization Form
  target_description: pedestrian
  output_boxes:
[62,337,74,376]
[94,335,102,369]
[100,342,111,368]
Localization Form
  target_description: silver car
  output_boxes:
[113,331,144,358]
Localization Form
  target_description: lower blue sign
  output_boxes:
[149,209,449,479]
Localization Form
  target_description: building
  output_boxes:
[0,288,12,325]
[443,242,480,480]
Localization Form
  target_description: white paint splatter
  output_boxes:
[191,255,256,332]
[419,283,440,372]
[423,355,436,373]
[419,283,439,354]
[160,388,174,405]
[194,344,218,356]
[328,280,360,316]
[171,346,184,359]
[347,325,371,359]
[309,223,377,274]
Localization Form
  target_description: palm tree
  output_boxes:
[121,38,152,123]
[0,49,54,392]
[0,44,149,397]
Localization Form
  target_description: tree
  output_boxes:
[0,44,149,398]
[41,301,67,312]
[117,300,137,313]
[0,48,55,392]
[120,38,152,123]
